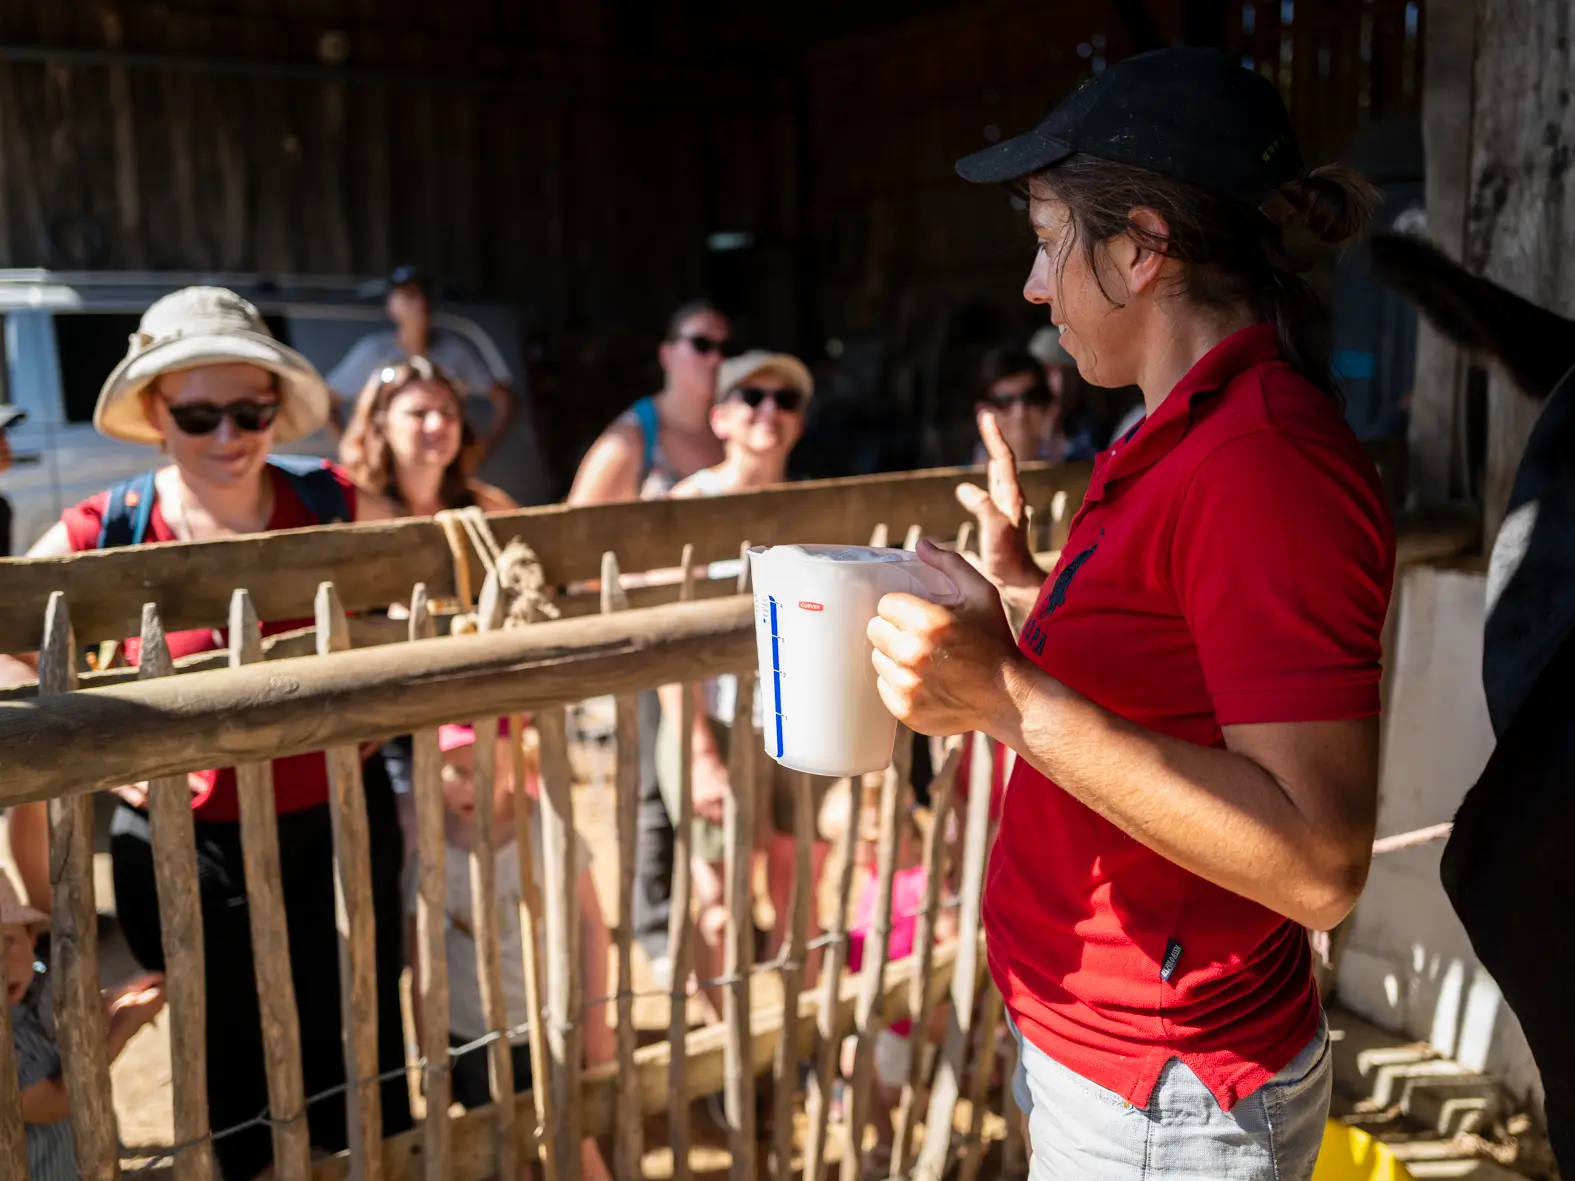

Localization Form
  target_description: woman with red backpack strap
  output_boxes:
[0,286,412,1180]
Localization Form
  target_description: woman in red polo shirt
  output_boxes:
[869,50,1394,1179]
[0,287,414,1181]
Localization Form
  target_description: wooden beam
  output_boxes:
[0,596,758,807]
[0,926,24,1181]
[468,575,518,1181]
[408,586,454,1181]
[889,745,961,1178]
[1406,0,1480,508]
[310,930,968,1181]
[957,986,1004,1181]
[41,595,120,1181]
[914,734,996,1181]
[803,768,861,1181]
[0,989,23,1181]
[841,727,910,1181]
[0,461,1088,654]
[0,578,729,701]
[0,505,1472,807]
[230,591,313,1181]
[139,606,215,1181]
[1466,0,1574,546]
[0,614,413,702]
[316,584,385,1181]
[722,549,758,1181]
[0,440,1410,672]
[770,768,815,1181]
[667,547,699,1181]
[600,552,644,1181]
[508,707,555,1181]
[537,706,583,1181]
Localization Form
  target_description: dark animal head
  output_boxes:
[1369,231,1575,400]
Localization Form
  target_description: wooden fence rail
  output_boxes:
[138,606,214,1181]
[0,597,757,806]
[0,461,1090,654]
[40,593,121,1181]
[0,441,1445,1181]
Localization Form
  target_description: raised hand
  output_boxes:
[956,409,1041,590]
[868,540,1025,738]
[106,972,167,1029]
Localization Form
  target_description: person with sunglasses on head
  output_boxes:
[340,355,517,518]
[338,355,517,937]
[566,300,731,983]
[867,49,1394,1180]
[0,286,414,1181]
[325,265,517,471]
[664,352,834,1000]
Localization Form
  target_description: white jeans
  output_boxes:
[1008,1013,1332,1181]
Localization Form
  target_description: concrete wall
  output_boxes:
[1336,563,1544,1107]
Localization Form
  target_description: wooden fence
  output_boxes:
[0,448,1472,1181]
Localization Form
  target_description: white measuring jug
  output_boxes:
[747,544,960,777]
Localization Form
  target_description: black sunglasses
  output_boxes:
[164,399,280,436]
[730,386,805,413]
[983,388,1055,412]
[376,359,463,398]
[679,333,730,356]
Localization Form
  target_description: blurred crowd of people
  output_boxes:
[0,275,1044,1180]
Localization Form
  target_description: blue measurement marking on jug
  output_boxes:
[767,595,785,758]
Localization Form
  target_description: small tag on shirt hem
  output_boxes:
[1161,938,1183,982]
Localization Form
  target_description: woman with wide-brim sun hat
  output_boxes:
[0,285,413,1181]
[867,49,1395,1179]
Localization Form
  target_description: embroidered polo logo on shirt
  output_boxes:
[1021,532,1102,657]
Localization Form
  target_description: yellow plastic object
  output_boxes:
[1312,1120,1416,1181]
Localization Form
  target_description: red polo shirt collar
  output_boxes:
[1086,322,1282,503]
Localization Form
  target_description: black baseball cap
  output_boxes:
[389,264,431,294]
[956,47,1302,207]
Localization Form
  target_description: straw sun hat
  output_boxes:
[716,350,814,403]
[0,867,47,929]
[93,286,332,446]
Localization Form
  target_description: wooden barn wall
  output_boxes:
[0,1,1428,481]
[0,0,801,473]
[800,0,1425,469]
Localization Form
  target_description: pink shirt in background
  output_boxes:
[848,864,928,1037]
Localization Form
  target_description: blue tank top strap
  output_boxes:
[97,470,159,549]
[631,396,660,479]
[95,459,348,550]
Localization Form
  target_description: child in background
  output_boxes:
[4,868,165,1181]
[408,719,612,1181]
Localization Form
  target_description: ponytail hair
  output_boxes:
[1026,158,1380,397]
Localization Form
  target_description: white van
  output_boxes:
[0,270,550,550]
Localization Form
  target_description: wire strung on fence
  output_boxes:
[117,893,966,1174]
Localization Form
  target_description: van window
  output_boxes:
[54,310,292,424]
[56,313,141,423]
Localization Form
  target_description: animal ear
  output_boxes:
[1370,231,1575,400]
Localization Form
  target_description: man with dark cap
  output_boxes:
[325,265,517,466]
